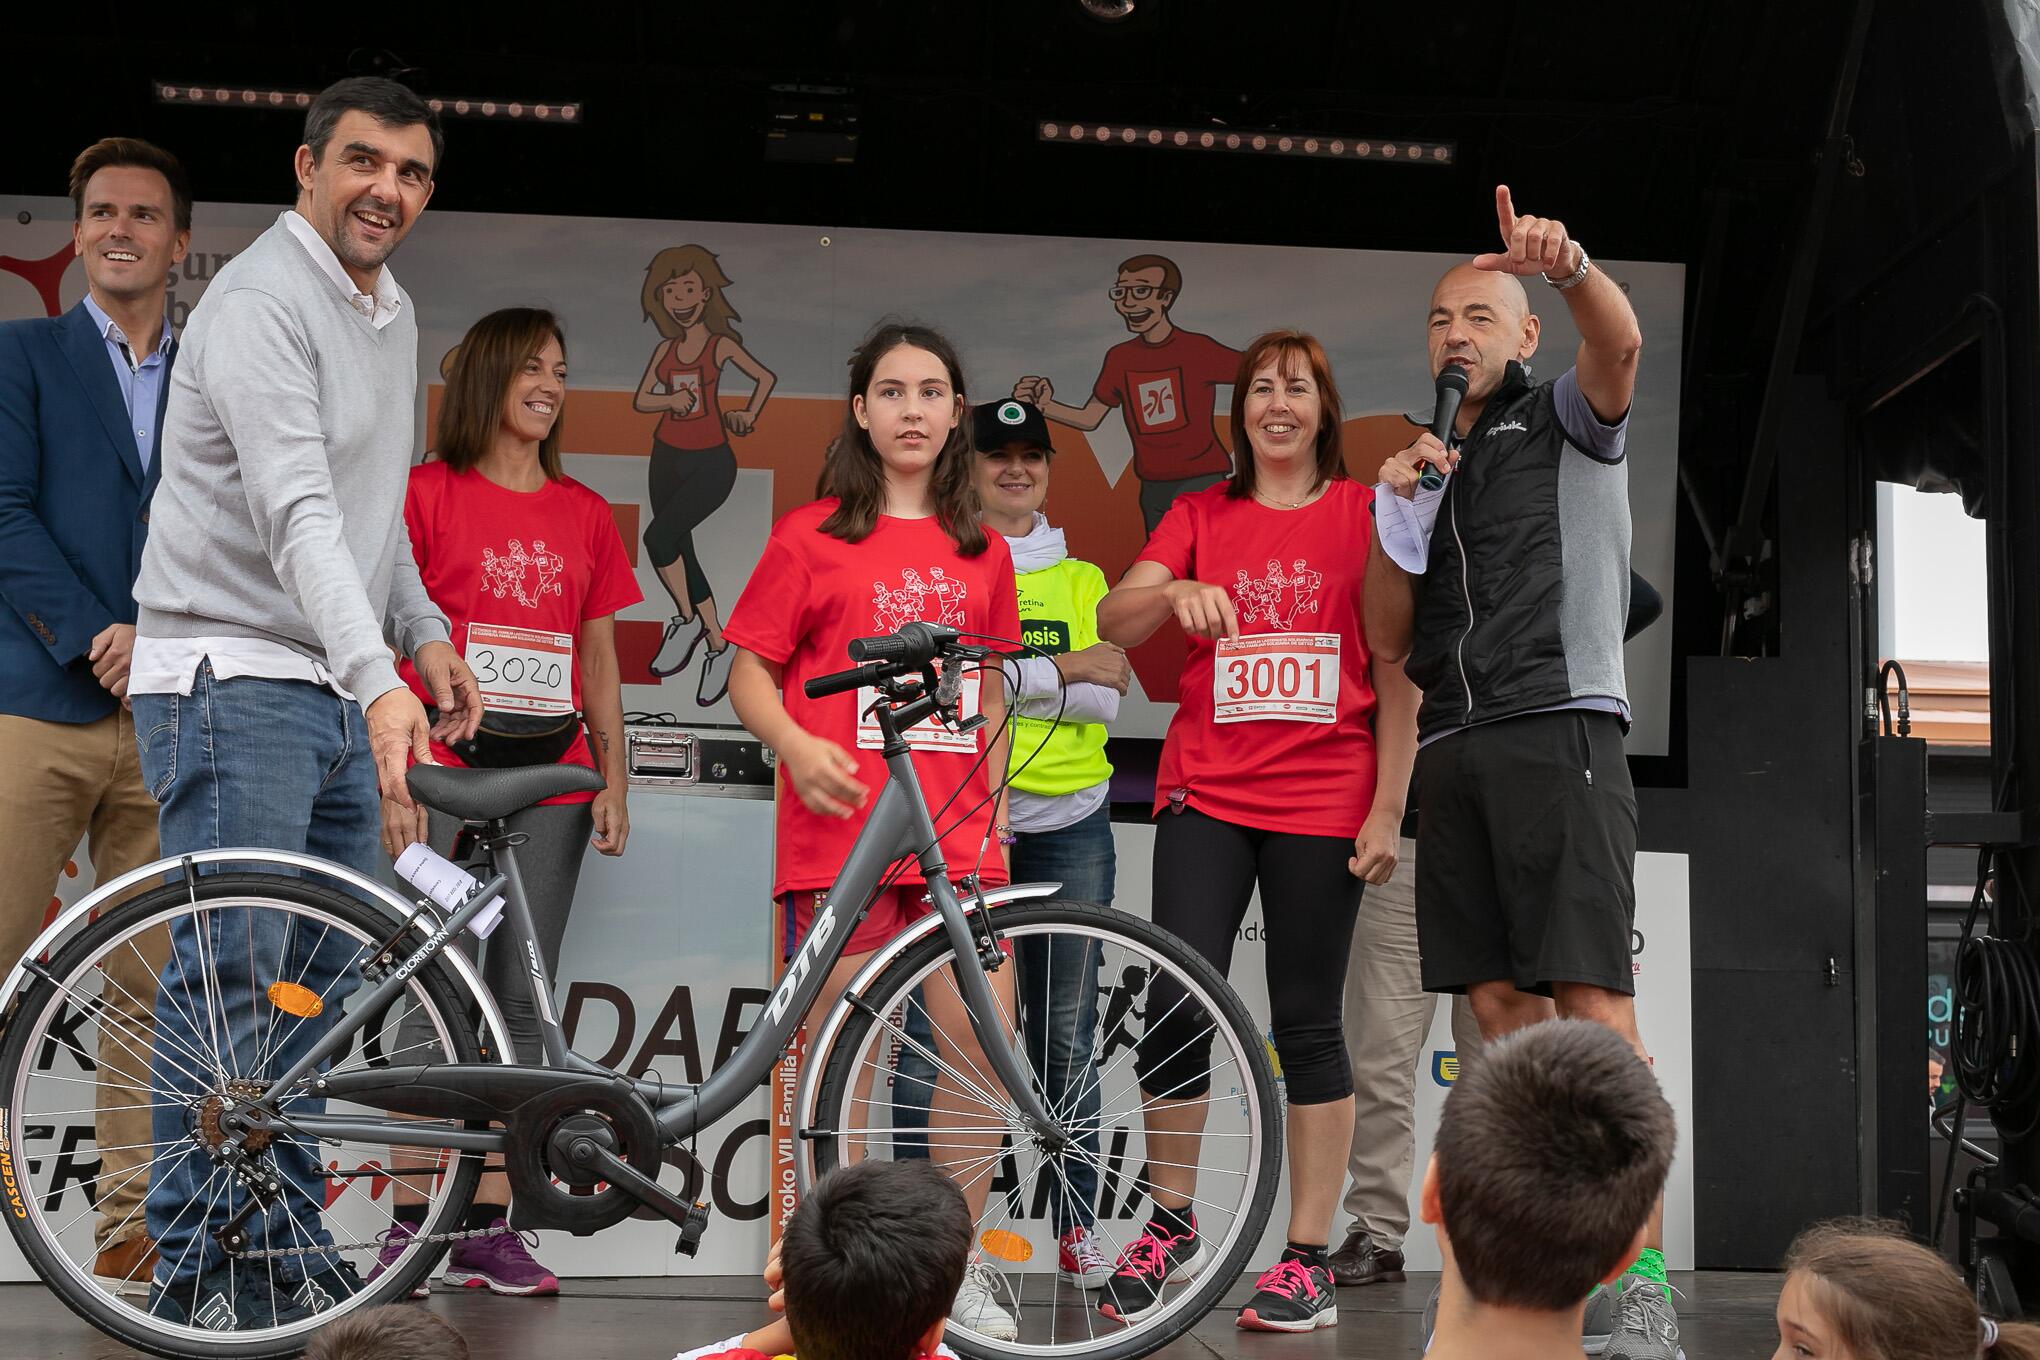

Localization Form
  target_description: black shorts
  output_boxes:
[1414,709,1638,996]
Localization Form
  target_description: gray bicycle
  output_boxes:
[0,623,1278,1360]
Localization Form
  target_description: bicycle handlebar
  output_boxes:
[802,660,895,700]
[804,623,989,701]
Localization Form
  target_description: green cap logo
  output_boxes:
[997,401,1026,425]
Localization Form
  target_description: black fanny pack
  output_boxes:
[431,708,584,769]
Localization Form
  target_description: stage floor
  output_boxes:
[9,1270,1781,1358]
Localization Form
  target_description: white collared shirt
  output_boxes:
[280,209,403,330]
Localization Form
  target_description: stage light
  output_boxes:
[156,82,581,123]
[1038,121,1452,165]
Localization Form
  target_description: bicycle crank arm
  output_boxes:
[572,1141,712,1254]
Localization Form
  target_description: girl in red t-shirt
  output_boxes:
[1094,332,1421,1332]
[723,322,1022,1338]
[376,308,642,1297]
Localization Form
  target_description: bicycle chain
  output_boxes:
[228,1222,515,1261]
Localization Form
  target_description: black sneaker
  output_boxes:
[1237,1258,1339,1332]
[293,1258,366,1315]
[1097,1218,1206,1324]
[144,1264,316,1331]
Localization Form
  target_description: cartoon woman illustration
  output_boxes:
[633,244,777,703]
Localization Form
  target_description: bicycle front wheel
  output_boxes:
[0,872,488,1359]
[808,898,1280,1360]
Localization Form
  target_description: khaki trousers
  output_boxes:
[1341,838,1485,1252]
[0,710,167,1249]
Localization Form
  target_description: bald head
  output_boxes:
[1425,263,1540,425]
[1431,263,1529,321]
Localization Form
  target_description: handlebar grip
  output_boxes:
[803,661,889,700]
[847,633,911,664]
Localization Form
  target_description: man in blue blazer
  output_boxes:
[0,137,190,1295]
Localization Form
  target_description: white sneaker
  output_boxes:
[1059,1225,1114,1289]
[952,1258,1020,1341]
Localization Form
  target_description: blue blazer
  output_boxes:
[0,301,168,724]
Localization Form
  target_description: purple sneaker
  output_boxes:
[443,1220,559,1296]
[366,1221,431,1299]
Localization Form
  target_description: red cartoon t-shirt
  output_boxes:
[654,333,728,450]
[723,501,1022,898]
[1091,327,1242,482]
[1136,478,1379,838]
[399,461,643,805]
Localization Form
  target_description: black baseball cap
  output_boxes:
[972,399,1055,455]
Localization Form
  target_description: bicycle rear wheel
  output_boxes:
[808,898,1280,1360]
[0,872,488,1359]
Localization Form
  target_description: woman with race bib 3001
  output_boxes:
[1094,330,1419,1335]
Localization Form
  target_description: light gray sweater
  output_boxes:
[134,216,448,705]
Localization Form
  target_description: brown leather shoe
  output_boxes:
[1328,1230,1406,1287]
[93,1235,158,1297]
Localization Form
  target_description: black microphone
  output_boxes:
[1417,366,1470,492]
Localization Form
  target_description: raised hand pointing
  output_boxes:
[1471,185,1580,280]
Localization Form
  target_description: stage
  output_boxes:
[8,1271,1779,1358]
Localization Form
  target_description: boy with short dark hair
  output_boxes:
[1420,1019,1677,1360]
[675,1161,971,1360]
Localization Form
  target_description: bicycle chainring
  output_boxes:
[502,1085,664,1235]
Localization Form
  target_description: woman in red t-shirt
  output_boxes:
[723,322,1023,1338]
[375,307,642,1297]
[1094,332,1421,1332]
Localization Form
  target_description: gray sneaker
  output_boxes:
[1601,1273,1684,1360]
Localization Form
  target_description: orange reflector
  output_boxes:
[980,1228,1033,1262]
[268,981,324,1018]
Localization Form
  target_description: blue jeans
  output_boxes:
[893,802,1114,1235]
[133,663,381,1287]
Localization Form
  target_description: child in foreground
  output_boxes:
[1775,1218,2040,1359]
[674,1161,970,1360]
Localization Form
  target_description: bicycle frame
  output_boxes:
[282,697,1064,1158]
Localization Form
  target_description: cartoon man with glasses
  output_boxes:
[1014,253,1242,534]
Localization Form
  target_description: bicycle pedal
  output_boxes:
[675,1200,712,1256]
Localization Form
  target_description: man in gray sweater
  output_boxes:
[128,77,481,1330]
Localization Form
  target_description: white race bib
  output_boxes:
[857,671,983,753]
[1212,633,1338,724]
[465,622,575,715]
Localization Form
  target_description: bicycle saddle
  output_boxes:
[406,762,607,822]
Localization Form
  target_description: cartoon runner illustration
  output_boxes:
[634,244,777,704]
[1014,253,1242,535]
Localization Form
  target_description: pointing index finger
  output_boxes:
[1495,184,1516,239]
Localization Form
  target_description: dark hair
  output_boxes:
[69,137,192,234]
[1227,330,1347,501]
[817,321,988,556]
[305,77,444,176]
[434,308,567,479]
[780,1161,972,1360]
[302,1304,469,1360]
[1116,252,1182,300]
[1435,1019,1675,1311]
[1785,1219,2040,1360]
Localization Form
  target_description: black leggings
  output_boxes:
[644,437,738,608]
[1138,807,1361,1105]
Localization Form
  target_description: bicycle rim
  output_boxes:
[0,875,486,1358]
[809,901,1280,1360]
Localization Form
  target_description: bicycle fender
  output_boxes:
[0,847,513,1061]
[790,879,1062,1191]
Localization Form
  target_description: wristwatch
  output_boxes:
[1546,243,1591,291]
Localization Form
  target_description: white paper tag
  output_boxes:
[465,622,574,715]
[1212,633,1339,723]
[857,671,982,752]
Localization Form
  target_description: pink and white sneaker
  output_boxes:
[365,1221,430,1299]
[1059,1225,1114,1289]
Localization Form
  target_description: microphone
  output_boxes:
[1417,366,1470,492]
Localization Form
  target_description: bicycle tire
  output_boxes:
[808,898,1281,1360]
[0,872,487,1359]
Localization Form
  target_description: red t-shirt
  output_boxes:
[399,461,643,804]
[1091,327,1241,482]
[1137,478,1379,838]
[723,500,1021,898]
[654,333,728,450]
